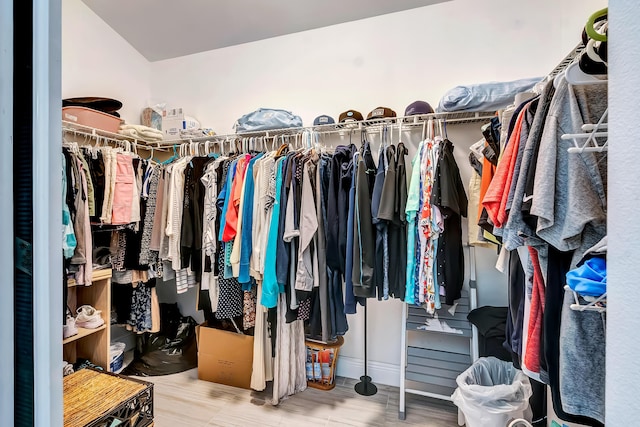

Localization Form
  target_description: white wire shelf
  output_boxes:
[62,110,497,151]
[155,111,497,146]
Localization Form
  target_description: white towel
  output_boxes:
[119,124,164,141]
[119,128,164,142]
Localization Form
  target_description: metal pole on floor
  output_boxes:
[354,300,377,396]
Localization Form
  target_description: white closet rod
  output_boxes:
[62,121,169,151]
[153,111,497,147]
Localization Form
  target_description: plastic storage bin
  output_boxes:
[452,357,532,427]
[62,106,122,133]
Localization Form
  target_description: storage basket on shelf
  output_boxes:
[62,106,123,134]
[304,336,344,391]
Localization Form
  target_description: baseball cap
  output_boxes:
[338,110,364,123]
[404,100,434,116]
[313,115,335,126]
[366,107,397,120]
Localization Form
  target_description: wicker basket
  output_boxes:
[305,336,344,391]
[63,368,153,427]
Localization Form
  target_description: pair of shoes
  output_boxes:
[63,307,78,339]
[74,358,104,371]
[75,305,105,329]
[63,361,75,376]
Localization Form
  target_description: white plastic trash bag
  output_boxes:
[452,357,533,427]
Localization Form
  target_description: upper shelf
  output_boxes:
[63,110,498,149]
[63,120,158,146]
[156,111,498,146]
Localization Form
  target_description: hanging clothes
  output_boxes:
[431,139,468,305]
[379,142,408,300]
[352,142,376,299]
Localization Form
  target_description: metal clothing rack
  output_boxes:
[149,111,497,148]
[547,42,586,80]
[62,120,170,153]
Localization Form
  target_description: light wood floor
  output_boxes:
[137,369,458,426]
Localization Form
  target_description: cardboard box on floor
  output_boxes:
[196,323,254,389]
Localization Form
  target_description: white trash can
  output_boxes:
[452,357,533,427]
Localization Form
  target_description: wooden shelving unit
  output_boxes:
[63,269,112,372]
[62,324,107,345]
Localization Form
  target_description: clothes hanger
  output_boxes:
[210,141,222,158]
[427,118,434,141]
[578,38,608,76]
[564,60,607,85]
[275,134,288,156]
[204,140,210,156]
[161,144,178,165]
[585,7,608,42]
[563,107,608,154]
[564,285,606,313]
[222,137,229,157]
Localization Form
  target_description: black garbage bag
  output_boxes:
[123,303,198,376]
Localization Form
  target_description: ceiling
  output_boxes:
[82,0,448,62]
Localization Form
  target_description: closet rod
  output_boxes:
[62,122,170,152]
[62,120,161,147]
[152,111,497,147]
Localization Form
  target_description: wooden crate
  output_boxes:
[63,368,153,427]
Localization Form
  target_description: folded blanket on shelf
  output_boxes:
[119,124,164,141]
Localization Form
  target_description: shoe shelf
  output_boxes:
[63,324,107,345]
[67,268,112,287]
[64,269,112,372]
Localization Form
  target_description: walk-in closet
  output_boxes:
[4,0,640,426]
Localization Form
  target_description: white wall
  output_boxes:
[62,0,150,125]
[150,0,605,133]
[149,0,606,385]
[607,0,638,425]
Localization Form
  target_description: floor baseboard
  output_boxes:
[336,356,400,387]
